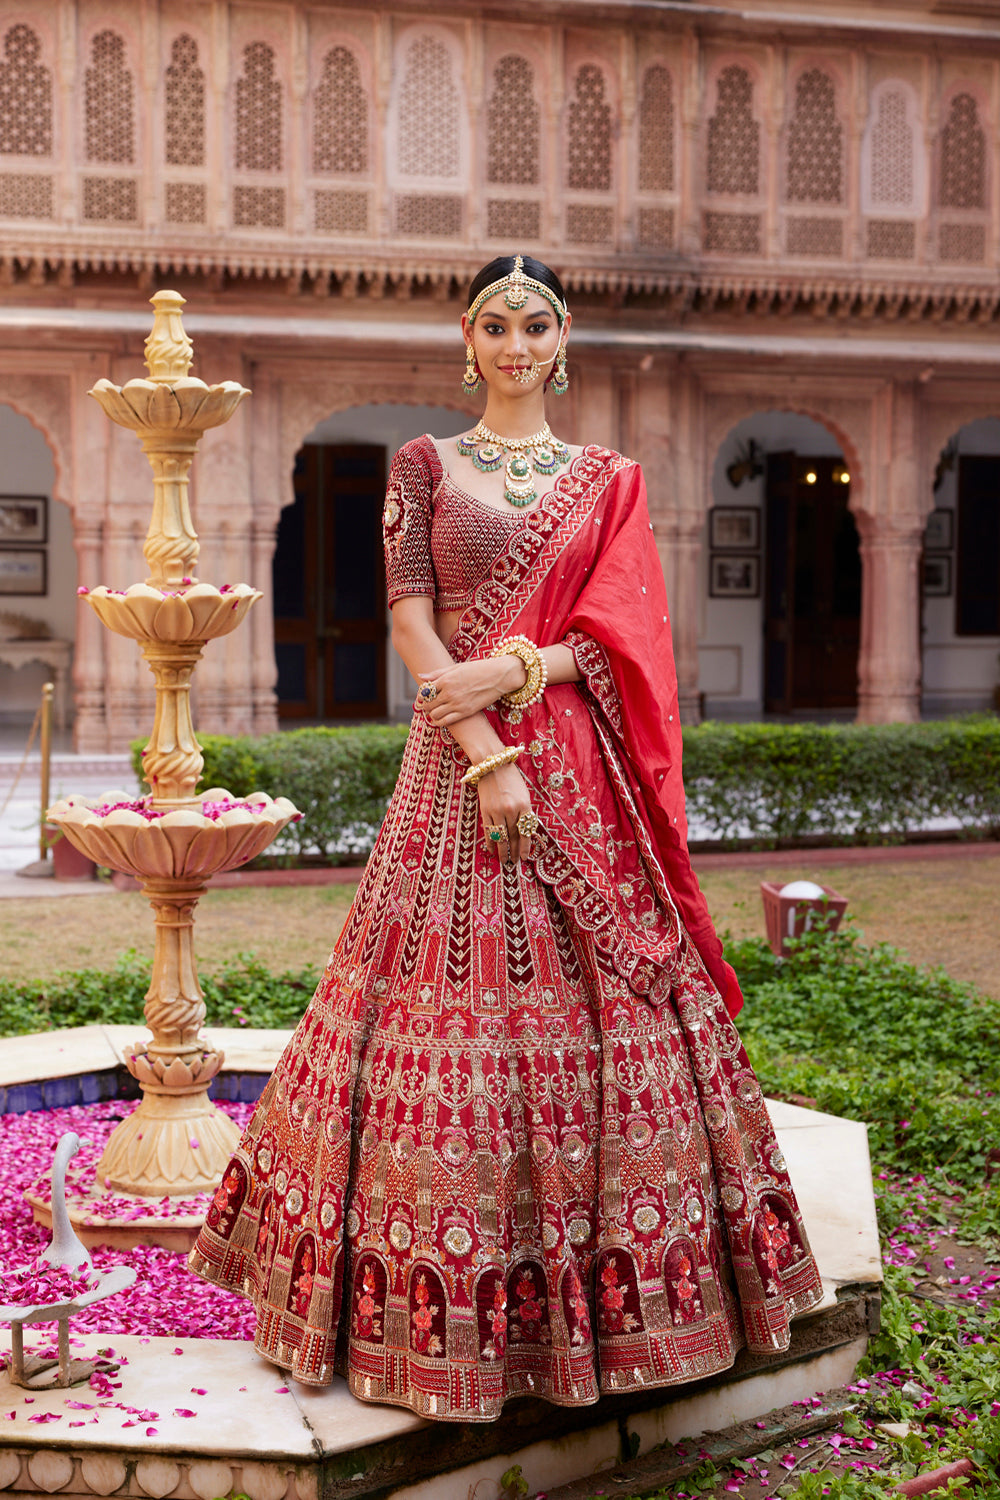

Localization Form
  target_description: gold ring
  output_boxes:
[515,812,540,837]
[487,825,508,842]
[418,683,439,702]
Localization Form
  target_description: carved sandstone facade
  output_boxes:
[1,0,999,743]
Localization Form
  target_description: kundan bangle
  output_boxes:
[492,635,548,708]
[461,745,523,787]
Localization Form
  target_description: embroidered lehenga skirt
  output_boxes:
[189,705,824,1421]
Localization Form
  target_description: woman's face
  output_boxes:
[461,294,569,393]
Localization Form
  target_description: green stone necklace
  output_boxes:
[457,420,571,507]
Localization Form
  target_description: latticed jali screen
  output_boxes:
[0,14,996,267]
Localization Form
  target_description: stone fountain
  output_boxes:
[31,292,298,1243]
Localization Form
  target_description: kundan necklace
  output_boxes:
[457,420,571,508]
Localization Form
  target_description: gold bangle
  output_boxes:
[492,635,548,708]
[461,745,522,787]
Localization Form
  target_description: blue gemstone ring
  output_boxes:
[419,683,438,702]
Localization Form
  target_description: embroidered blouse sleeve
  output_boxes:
[382,437,440,606]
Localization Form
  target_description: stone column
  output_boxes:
[653,512,704,726]
[250,517,279,733]
[72,518,107,752]
[855,380,925,724]
[855,513,924,723]
[640,363,705,725]
[248,370,281,734]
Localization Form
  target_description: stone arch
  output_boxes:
[923,402,1000,495]
[705,405,866,719]
[707,402,865,516]
[0,382,71,511]
[275,386,472,515]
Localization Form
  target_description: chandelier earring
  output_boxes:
[550,341,569,396]
[462,343,482,396]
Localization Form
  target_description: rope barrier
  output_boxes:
[0,700,43,821]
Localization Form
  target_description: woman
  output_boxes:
[190,255,823,1421]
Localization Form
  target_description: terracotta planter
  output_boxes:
[43,825,97,882]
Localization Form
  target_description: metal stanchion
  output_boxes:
[14,681,55,878]
[38,681,53,863]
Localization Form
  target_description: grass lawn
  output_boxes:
[3,850,999,998]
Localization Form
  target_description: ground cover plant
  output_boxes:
[587,927,1000,1500]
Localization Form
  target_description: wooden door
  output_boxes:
[764,452,861,713]
[272,443,387,720]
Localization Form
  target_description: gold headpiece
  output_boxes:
[466,255,568,326]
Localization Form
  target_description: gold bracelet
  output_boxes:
[492,635,548,708]
[460,745,523,787]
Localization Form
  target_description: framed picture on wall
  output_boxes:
[922,553,952,596]
[0,549,46,595]
[924,508,953,550]
[0,496,47,545]
[709,507,760,551]
[709,554,760,599]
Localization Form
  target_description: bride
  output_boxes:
[189,254,823,1421]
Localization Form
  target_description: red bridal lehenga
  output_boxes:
[189,437,824,1420]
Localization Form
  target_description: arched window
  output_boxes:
[567,63,612,192]
[707,65,759,196]
[487,55,539,186]
[638,64,674,193]
[395,33,460,179]
[313,45,367,175]
[940,92,985,210]
[85,30,134,164]
[235,41,281,172]
[786,68,842,204]
[165,35,204,168]
[868,87,914,209]
[0,23,52,156]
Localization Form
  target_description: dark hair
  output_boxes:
[467,255,567,311]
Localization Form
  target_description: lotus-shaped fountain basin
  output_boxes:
[89,376,249,434]
[45,789,302,880]
[81,581,260,643]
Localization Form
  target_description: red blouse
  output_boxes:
[382,435,525,613]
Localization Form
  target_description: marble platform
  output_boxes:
[0,1028,882,1500]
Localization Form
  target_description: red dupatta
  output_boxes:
[448,445,744,1020]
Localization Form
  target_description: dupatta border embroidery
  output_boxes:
[448,446,632,664]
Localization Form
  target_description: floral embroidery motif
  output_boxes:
[481,1277,507,1361]
[290,1240,315,1318]
[562,1265,592,1347]
[598,1255,639,1335]
[352,1260,383,1342]
[411,1271,444,1357]
[508,1265,551,1344]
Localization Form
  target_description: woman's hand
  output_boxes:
[477,761,535,864]
[416,656,525,727]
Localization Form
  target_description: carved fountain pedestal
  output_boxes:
[27,292,299,1248]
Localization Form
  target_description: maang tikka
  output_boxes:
[462,342,482,396]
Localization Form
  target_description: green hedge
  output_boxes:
[682,717,1000,847]
[132,715,1000,857]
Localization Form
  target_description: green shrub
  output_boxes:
[0,951,320,1037]
[682,716,1000,847]
[731,925,1000,1185]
